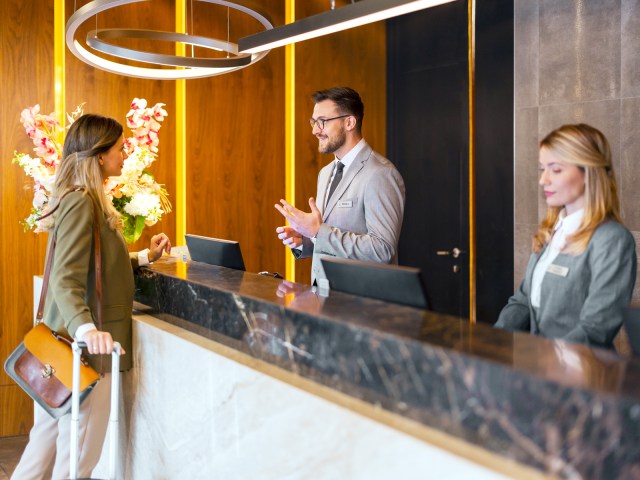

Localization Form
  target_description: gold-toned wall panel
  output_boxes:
[186,1,286,275]
[293,1,387,283]
[0,0,55,435]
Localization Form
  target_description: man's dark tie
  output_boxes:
[326,161,345,203]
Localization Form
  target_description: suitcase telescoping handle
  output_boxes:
[70,341,121,480]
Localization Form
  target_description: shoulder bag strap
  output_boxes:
[36,190,103,332]
[91,199,102,330]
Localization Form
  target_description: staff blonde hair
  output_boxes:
[533,123,621,254]
[47,114,124,231]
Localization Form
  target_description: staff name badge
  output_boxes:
[337,200,353,208]
[547,264,569,277]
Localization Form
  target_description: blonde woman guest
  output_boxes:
[12,114,171,479]
[495,124,636,349]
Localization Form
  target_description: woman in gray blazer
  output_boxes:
[12,114,171,479]
[496,124,636,349]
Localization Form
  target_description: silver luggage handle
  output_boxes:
[70,341,121,480]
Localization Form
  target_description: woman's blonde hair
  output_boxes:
[47,114,123,231]
[533,123,621,254]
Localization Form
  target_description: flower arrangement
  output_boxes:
[13,98,171,243]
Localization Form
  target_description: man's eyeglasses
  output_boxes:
[309,115,351,130]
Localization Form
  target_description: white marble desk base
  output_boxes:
[90,312,510,480]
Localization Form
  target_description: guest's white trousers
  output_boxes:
[11,373,112,480]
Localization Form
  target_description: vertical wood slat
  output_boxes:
[175,0,187,245]
[468,0,476,323]
[186,1,286,275]
[0,386,34,436]
[284,0,296,282]
[0,0,56,435]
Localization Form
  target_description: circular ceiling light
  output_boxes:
[86,29,252,68]
[66,0,273,80]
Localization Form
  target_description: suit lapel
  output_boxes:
[527,248,545,334]
[323,143,372,220]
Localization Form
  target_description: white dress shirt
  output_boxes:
[530,208,584,308]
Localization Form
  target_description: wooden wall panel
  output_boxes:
[293,1,387,283]
[0,386,34,436]
[0,0,55,435]
[64,0,177,253]
[187,1,286,275]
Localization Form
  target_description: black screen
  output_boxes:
[185,234,245,271]
[321,257,428,309]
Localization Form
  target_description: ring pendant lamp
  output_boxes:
[86,29,252,68]
[66,0,273,80]
[238,0,455,54]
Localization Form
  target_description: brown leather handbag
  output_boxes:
[4,191,102,418]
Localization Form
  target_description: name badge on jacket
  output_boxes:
[337,200,353,208]
[547,264,569,277]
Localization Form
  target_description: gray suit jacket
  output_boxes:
[495,220,637,349]
[296,141,405,284]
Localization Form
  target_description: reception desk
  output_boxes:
[92,256,640,479]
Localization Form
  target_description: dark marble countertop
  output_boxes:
[134,257,640,479]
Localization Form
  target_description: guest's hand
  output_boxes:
[149,233,171,262]
[274,197,322,239]
[276,226,303,249]
[276,280,308,298]
[82,330,125,355]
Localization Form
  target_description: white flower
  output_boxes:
[123,192,163,220]
[33,189,48,209]
[41,174,56,193]
[139,173,154,185]
[34,214,54,233]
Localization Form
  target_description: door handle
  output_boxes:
[436,248,465,259]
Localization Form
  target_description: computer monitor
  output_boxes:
[624,307,640,356]
[185,234,246,271]
[320,257,429,309]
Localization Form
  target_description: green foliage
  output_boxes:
[121,212,146,244]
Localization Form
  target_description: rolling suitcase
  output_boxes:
[69,341,122,480]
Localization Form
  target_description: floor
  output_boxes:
[0,436,27,479]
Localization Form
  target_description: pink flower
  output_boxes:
[152,104,168,120]
[15,99,169,237]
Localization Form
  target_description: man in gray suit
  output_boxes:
[275,87,406,285]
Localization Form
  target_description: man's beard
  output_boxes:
[318,128,346,154]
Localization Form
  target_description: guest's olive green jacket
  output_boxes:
[43,190,139,371]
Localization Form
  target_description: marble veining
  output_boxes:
[134,258,640,478]
[91,315,509,480]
